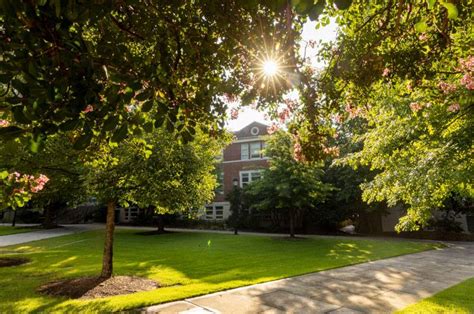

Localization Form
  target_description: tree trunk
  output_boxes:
[157,214,165,233]
[101,200,116,279]
[289,209,295,238]
[43,204,57,229]
[11,209,17,227]
[234,207,239,235]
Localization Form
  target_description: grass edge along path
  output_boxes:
[398,277,474,314]
[0,226,41,236]
[0,229,441,313]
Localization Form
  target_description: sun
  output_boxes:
[262,59,279,77]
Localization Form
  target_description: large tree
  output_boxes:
[245,131,333,237]
[0,1,358,147]
[83,127,225,278]
[295,0,473,230]
[124,128,229,233]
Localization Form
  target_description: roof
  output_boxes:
[233,121,269,139]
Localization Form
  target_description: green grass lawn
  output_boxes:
[0,226,41,236]
[398,277,474,314]
[0,229,439,312]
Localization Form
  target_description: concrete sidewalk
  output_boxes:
[143,242,474,314]
[0,224,101,247]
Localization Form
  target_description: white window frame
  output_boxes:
[241,143,249,160]
[204,203,228,220]
[123,207,140,222]
[239,170,263,188]
[215,205,224,220]
[205,205,214,220]
[240,141,265,160]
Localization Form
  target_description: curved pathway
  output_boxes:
[0,224,101,247]
[144,242,474,313]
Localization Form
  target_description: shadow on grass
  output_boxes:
[0,229,439,312]
[134,230,176,236]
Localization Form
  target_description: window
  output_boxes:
[205,205,214,220]
[250,126,260,135]
[123,207,140,221]
[215,171,224,195]
[240,170,263,187]
[241,143,249,160]
[251,171,261,181]
[250,142,261,159]
[241,141,265,160]
[215,206,224,219]
[241,172,250,186]
[204,204,226,220]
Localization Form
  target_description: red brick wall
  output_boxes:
[212,122,271,203]
[213,159,269,202]
[223,142,242,161]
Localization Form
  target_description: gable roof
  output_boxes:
[233,121,269,139]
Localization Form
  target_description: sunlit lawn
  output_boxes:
[0,229,439,312]
[398,277,474,314]
[0,226,41,236]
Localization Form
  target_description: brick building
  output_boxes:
[203,121,270,221]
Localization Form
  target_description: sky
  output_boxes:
[226,19,338,132]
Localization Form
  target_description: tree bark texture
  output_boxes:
[101,200,116,278]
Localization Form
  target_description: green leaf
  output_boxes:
[181,129,193,143]
[111,123,128,142]
[12,107,31,124]
[103,116,119,131]
[308,1,325,21]
[441,2,458,19]
[334,0,352,10]
[136,90,152,101]
[30,135,44,153]
[0,170,8,180]
[414,20,428,33]
[154,116,165,129]
[141,100,154,112]
[59,119,80,131]
[143,122,154,133]
[166,119,174,133]
[426,0,436,9]
[293,0,312,15]
[54,0,61,17]
[132,127,142,136]
[73,132,93,150]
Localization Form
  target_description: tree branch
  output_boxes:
[110,15,145,41]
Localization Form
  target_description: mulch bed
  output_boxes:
[38,276,160,299]
[0,257,30,267]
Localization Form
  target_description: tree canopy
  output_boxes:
[245,131,333,237]
[82,126,226,277]
[305,0,473,230]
